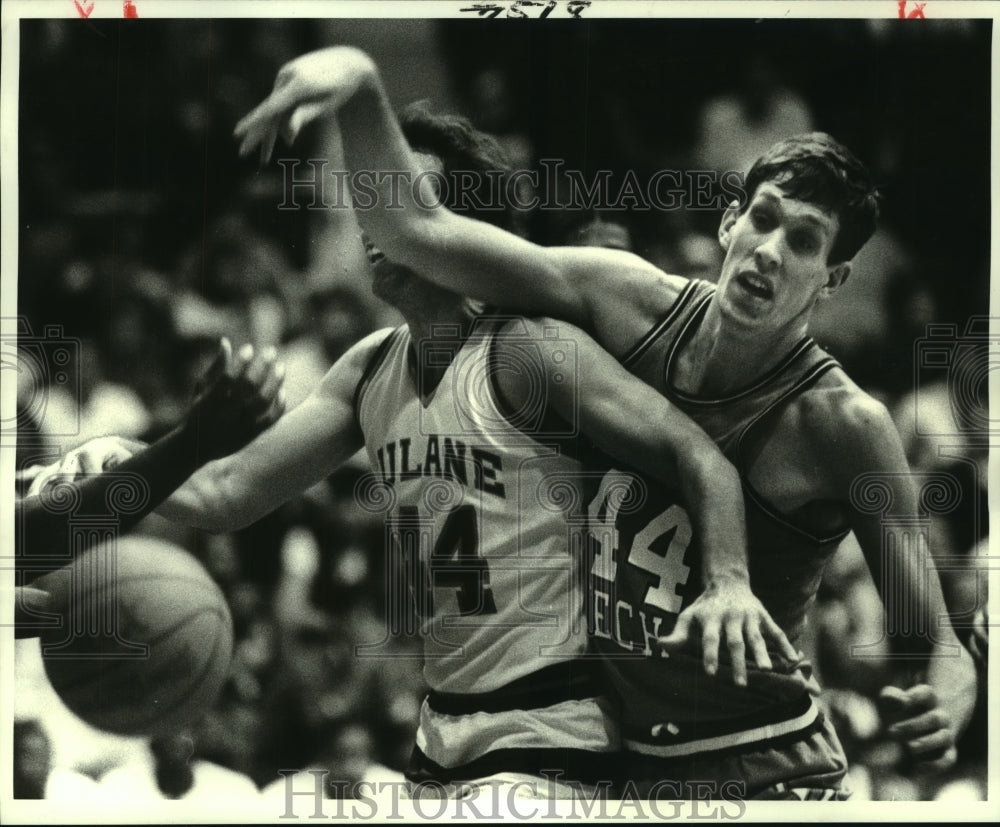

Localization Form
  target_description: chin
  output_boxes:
[719,288,767,328]
[370,262,405,302]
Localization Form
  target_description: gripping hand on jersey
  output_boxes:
[659,580,800,687]
[234,46,376,162]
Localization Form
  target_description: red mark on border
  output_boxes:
[74,0,95,17]
[898,1,926,18]
[123,0,139,17]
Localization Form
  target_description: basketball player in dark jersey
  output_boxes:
[234,46,977,798]
[166,105,791,800]
[13,340,284,636]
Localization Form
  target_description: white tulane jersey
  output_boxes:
[355,319,616,773]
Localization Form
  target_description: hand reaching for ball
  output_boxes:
[186,338,286,461]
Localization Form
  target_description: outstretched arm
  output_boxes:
[16,339,283,581]
[159,328,391,533]
[494,317,798,685]
[826,394,976,771]
[233,46,674,357]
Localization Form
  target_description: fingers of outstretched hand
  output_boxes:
[745,621,772,672]
[725,618,748,686]
[911,744,958,773]
[74,447,99,476]
[235,77,310,159]
[244,346,276,386]
[234,80,296,140]
[878,684,937,724]
[196,338,233,397]
[229,349,283,424]
[230,343,255,380]
[760,611,799,662]
[658,610,693,651]
[286,100,329,146]
[886,708,951,742]
[259,357,285,402]
[700,620,721,678]
[255,388,287,429]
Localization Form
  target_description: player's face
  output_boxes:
[716,181,849,336]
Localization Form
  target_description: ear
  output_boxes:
[820,263,851,299]
[717,200,741,251]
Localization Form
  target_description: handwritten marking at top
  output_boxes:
[898,1,927,18]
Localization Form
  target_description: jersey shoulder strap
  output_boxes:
[620,279,710,369]
[353,326,408,429]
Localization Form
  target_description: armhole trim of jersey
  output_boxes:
[486,324,521,425]
[737,355,851,546]
[486,324,579,455]
[353,327,404,430]
[621,278,704,368]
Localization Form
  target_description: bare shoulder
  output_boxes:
[343,326,398,366]
[316,326,398,397]
[549,246,693,356]
[794,368,899,458]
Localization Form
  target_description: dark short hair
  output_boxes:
[400,102,518,234]
[742,132,880,263]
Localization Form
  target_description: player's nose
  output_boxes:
[753,234,781,272]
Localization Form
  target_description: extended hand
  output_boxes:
[234,46,375,162]
[659,579,800,686]
[27,435,148,497]
[879,684,958,772]
[187,338,286,461]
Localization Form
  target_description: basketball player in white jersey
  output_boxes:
[233,46,977,798]
[166,104,795,799]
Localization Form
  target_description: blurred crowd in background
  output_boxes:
[13,17,990,803]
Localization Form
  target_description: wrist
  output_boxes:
[168,416,218,468]
[702,571,752,590]
[337,46,380,98]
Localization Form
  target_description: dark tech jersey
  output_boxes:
[588,279,849,759]
[356,319,616,780]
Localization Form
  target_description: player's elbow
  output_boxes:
[205,470,262,533]
[676,444,741,512]
[169,463,257,534]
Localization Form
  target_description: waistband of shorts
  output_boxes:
[623,691,819,758]
[426,659,607,716]
[406,743,614,788]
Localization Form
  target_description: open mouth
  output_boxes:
[735,271,773,300]
[364,242,386,266]
[361,233,386,266]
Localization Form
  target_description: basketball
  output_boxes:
[35,536,234,738]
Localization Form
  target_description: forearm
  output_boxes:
[590,394,751,586]
[16,423,205,578]
[676,449,750,586]
[332,55,588,322]
[156,459,252,533]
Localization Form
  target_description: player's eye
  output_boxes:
[788,230,820,255]
[749,208,774,231]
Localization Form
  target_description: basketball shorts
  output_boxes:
[618,709,850,800]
